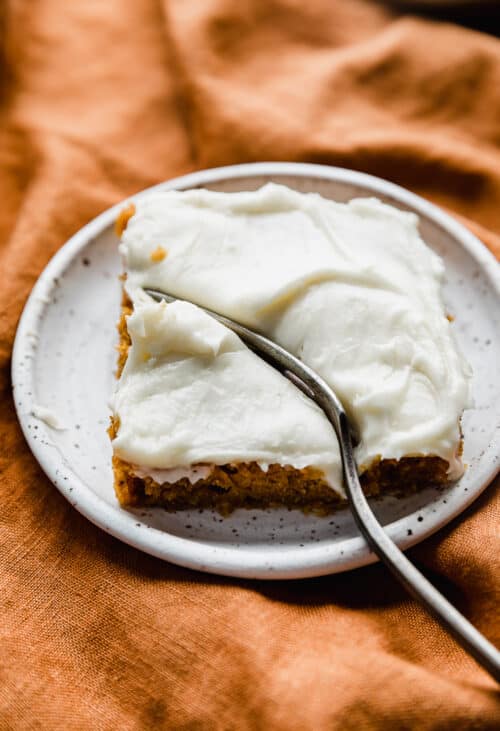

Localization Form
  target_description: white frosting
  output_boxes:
[112,300,343,490]
[132,464,213,485]
[113,183,472,492]
[31,404,66,431]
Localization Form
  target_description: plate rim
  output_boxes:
[11,162,500,579]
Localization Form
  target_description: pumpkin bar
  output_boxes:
[109,184,470,513]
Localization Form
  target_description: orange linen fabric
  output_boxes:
[1,1,499,728]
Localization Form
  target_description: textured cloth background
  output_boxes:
[1,1,499,729]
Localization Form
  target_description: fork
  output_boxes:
[146,287,500,683]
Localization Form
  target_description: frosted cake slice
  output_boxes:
[109,184,471,513]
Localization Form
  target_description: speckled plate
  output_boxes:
[12,163,500,579]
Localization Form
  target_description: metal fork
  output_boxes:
[146,287,500,683]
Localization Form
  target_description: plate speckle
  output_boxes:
[11,163,500,579]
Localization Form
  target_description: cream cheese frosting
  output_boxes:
[112,299,343,489]
[113,183,472,491]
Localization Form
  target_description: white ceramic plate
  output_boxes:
[12,163,500,579]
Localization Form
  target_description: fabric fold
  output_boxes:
[1,1,499,728]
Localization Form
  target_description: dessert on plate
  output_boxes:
[109,183,471,513]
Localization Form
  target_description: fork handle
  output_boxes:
[335,410,500,684]
[285,364,500,683]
